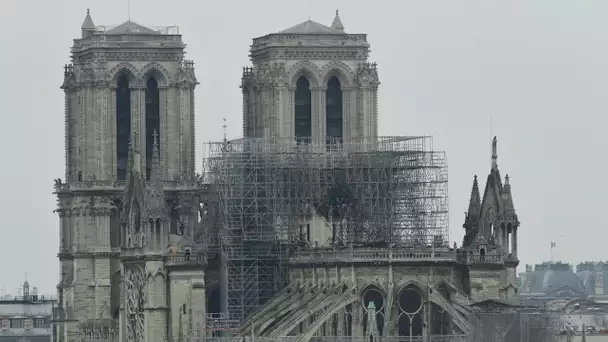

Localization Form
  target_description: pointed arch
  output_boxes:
[109,63,138,86]
[154,268,165,278]
[138,62,170,86]
[288,61,322,88]
[321,61,355,87]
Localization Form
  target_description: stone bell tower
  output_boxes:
[53,9,199,342]
[241,10,380,146]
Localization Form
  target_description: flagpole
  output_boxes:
[550,241,554,262]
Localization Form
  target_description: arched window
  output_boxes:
[326,76,343,145]
[294,76,312,142]
[116,74,131,181]
[145,77,160,180]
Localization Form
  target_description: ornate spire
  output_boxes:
[469,175,481,213]
[145,130,168,222]
[503,174,515,211]
[491,136,498,170]
[150,130,161,180]
[331,10,345,32]
[462,175,481,247]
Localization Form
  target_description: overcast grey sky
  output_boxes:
[1,0,607,295]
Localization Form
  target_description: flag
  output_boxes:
[551,241,556,248]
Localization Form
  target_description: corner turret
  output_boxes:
[81,9,96,38]
[331,10,345,32]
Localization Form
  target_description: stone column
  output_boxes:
[159,86,168,180]
[371,86,379,140]
[512,227,517,256]
[109,86,117,180]
[189,86,196,179]
[310,87,325,151]
[342,87,357,150]
[177,85,190,179]
[351,300,363,336]
[286,87,296,139]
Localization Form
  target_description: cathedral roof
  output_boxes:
[279,20,344,34]
[106,20,158,35]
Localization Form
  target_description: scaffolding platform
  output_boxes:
[202,136,449,326]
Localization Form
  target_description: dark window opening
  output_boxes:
[295,76,312,142]
[116,74,131,181]
[326,76,343,146]
[145,77,160,180]
[306,223,311,242]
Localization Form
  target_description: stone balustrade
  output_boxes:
[289,247,458,264]
[166,254,206,266]
[467,253,503,264]
[53,180,203,193]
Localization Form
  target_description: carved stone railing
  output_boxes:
[166,254,206,266]
[53,180,203,193]
[199,336,467,342]
[467,253,503,264]
[289,248,458,265]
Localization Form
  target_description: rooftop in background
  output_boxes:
[0,295,56,303]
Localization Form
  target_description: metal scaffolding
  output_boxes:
[203,136,449,325]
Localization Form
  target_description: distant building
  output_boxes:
[519,262,587,300]
[518,262,608,301]
[0,280,55,342]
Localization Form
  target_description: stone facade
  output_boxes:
[53,10,205,342]
[53,8,523,342]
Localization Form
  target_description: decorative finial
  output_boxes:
[152,129,159,147]
[491,136,498,169]
[87,8,90,15]
[336,9,339,16]
[222,118,227,141]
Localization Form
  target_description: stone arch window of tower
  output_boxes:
[295,76,312,143]
[326,76,343,147]
[116,74,132,181]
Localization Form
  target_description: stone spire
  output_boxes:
[146,130,168,220]
[331,10,345,32]
[462,175,483,247]
[503,174,514,210]
[468,175,481,215]
[81,9,96,38]
[491,136,498,170]
[366,301,380,341]
[150,130,161,181]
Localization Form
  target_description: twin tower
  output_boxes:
[54,9,380,342]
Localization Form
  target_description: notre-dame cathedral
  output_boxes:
[53,9,520,342]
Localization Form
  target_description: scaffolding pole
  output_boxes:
[202,136,449,326]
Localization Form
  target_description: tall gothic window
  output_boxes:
[145,77,160,180]
[294,76,312,142]
[116,74,131,181]
[326,76,343,145]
